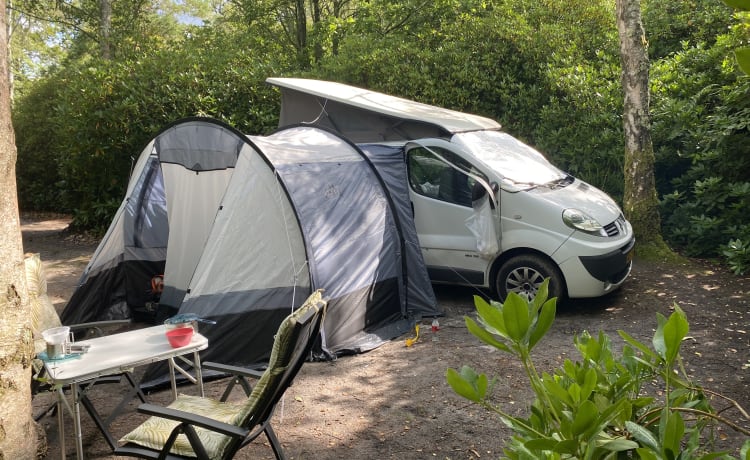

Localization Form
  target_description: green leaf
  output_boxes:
[626,421,659,451]
[542,374,575,407]
[445,367,487,402]
[736,47,750,76]
[580,368,597,401]
[662,306,688,364]
[580,332,602,362]
[529,298,556,350]
[553,439,579,455]
[653,312,668,360]
[569,382,582,404]
[661,410,685,457]
[740,439,750,460]
[532,278,550,311]
[598,438,639,452]
[524,438,557,451]
[474,295,507,336]
[465,316,513,354]
[722,0,750,10]
[635,448,660,460]
[619,330,657,361]
[503,293,531,342]
[572,399,598,436]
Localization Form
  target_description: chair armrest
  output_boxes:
[136,403,249,439]
[202,361,264,379]
[70,319,132,329]
[69,320,132,338]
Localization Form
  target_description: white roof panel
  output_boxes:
[266,77,501,134]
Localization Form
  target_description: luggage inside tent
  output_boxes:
[61,117,440,383]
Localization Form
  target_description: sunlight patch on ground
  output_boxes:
[702,284,720,291]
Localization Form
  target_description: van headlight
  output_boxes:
[562,208,607,236]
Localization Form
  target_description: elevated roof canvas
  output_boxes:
[266,78,501,135]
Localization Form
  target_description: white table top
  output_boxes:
[42,325,208,385]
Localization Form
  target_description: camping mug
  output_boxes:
[42,326,72,359]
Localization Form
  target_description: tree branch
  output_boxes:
[638,405,750,437]
[8,4,98,42]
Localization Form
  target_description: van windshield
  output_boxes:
[452,130,566,190]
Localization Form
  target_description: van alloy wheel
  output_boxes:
[496,254,564,302]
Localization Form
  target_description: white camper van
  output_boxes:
[267,78,635,301]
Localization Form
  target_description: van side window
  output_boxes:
[407,147,482,207]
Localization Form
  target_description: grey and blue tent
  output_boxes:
[61,118,439,377]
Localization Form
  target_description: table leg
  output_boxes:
[168,358,177,400]
[193,350,204,397]
[56,389,65,460]
[77,372,148,452]
[72,382,84,459]
[168,353,205,398]
[79,388,117,451]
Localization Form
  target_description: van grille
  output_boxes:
[603,215,627,237]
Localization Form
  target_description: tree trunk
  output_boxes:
[616,0,662,246]
[311,0,323,63]
[6,0,13,102]
[295,0,307,67]
[100,0,112,59]
[0,0,37,457]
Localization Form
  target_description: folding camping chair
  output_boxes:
[26,253,144,424]
[114,289,326,460]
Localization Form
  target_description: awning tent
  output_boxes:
[61,118,439,382]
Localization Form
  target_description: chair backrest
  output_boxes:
[229,289,326,451]
[25,253,63,354]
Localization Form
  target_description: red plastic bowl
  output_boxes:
[166,327,194,348]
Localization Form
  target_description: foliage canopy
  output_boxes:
[11,0,750,271]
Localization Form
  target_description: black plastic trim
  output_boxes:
[579,237,635,283]
[427,266,485,285]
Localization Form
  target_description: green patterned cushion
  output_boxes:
[235,290,322,424]
[119,394,244,458]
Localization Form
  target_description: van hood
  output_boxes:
[530,178,622,225]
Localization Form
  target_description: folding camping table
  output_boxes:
[41,325,208,460]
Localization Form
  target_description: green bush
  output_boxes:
[660,180,750,260]
[316,0,626,201]
[446,281,750,458]
[723,238,750,275]
[651,24,750,268]
[14,75,65,212]
[15,28,287,231]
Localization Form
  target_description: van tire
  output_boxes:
[496,254,564,302]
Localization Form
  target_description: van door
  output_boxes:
[405,141,492,286]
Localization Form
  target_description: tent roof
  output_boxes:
[266,78,501,135]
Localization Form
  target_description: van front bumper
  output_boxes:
[579,237,635,284]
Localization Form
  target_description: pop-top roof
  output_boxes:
[266,77,501,135]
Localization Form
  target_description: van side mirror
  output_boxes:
[472,181,499,209]
[471,181,487,202]
[471,181,499,200]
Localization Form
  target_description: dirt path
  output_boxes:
[24,214,749,459]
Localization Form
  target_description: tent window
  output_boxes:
[407,147,483,207]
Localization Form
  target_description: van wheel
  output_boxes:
[496,254,564,302]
